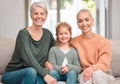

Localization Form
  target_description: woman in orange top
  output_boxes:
[70,9,115,84]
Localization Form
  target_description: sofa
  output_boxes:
[0,38,120,84]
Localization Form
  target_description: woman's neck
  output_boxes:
[31,25,42,31]
[27,25,43,41]
[82,32,95,39]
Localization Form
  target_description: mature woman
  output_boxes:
[1,1,56,84]
[70,9,115,84]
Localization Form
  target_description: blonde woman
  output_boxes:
[70,9,115,84]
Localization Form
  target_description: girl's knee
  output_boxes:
[67,70,77,76]
[69,70,76,74]
[50,70,58,74]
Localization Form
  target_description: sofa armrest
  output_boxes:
[0,38,15,74]
[109,40,120,77]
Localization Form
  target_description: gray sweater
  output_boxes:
[48,46,81,74]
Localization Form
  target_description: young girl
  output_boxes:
[48,22,81,84]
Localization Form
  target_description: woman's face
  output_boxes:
[77,12,94,33]
[31,6,47,27]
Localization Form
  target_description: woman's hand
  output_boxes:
[45,61,53,70]
[82,67,94,82]
[44,74,56,84]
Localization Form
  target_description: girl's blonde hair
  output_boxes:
[55,22,72,46]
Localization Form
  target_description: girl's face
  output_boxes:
[31,6,47,27]
[57,27,71,44]
[77,12,94,33]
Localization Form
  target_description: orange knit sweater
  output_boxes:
[70,34,111,72]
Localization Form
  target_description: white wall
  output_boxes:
[111,0,120,39]
[0,0,25,39]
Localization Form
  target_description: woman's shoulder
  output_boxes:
[70,35,82,45]
[18,28,27,34]
[17,28,28,37]
[43,28,54,38]
[43,28,51,34]
[96,34,109,42]
[95,34,110,45]
[72,35,81,41]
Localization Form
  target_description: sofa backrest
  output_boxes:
[0,38,15,74]
[0,39,120,77]
[109,40,120,77]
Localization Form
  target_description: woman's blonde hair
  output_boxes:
[76,9,93,19]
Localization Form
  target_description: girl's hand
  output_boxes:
[82,67,94,81]
[45,61,53,70]
[61,66,69,75]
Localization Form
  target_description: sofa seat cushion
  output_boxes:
[0,39,15,74]
[57,82,65,84]
[109,79,120,84]
[57,82,79,84]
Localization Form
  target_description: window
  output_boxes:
[27,0,110,38]
[95,0,111,38]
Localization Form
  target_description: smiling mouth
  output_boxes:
[36,20,42,23]
[82,27,88,30]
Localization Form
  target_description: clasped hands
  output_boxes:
[45,61,69,84]
[45,61,69,75]
[82,67,94,82]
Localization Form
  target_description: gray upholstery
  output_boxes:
[0,39,15,74]
[110,40,120,77]
[0,39,120,84]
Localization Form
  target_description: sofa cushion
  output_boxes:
[109,79,120,84]
[57,82,66,84]
[110,40,120,77]
[0,38,15,74]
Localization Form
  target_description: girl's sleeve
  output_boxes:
[67,49,81,74]
[48,47,62,73]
